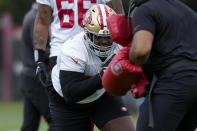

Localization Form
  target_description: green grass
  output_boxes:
[0,101,48,131]
[0,101,196,131]
[0,101,136,131]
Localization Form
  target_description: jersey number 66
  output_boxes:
[56,0,96,28]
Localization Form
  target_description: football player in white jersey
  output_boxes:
[33,0,125,86]
[48,4,135,131]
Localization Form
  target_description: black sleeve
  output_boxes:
[132,5,156,35]
[60,70,102,104]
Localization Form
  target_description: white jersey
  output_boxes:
[52,32,121,104]
[36,0,111,57]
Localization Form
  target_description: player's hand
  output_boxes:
[34,49,51,87]
[36,61,49,87]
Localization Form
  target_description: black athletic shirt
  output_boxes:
[132,0,197,74]
[21,4,38,77]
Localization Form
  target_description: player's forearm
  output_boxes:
[129,31,153,65]
[60,71,102,104]
[33,4,52,50]
[107,0,125,14]
[33,24,49,50]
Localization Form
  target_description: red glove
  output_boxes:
[130,72,149,98]
[102,45,145,96]
[107,14,132,47]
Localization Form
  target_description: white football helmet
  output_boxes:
[83,4,116,58]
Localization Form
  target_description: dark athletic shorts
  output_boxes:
[47,87,130,131]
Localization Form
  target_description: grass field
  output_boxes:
[0,101,48,131]
[0,101,138,131]
[0,101,196,131]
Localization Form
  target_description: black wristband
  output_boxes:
[34,49,46,63]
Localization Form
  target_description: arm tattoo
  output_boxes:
[34,4,52,50]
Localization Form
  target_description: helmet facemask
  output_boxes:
[83,4,116,58]
[84,28,115,58]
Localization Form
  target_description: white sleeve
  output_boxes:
[36,0,51,7]
[58,44,87,73]
[59,54,86,73]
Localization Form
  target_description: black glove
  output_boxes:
[34,49,51,87]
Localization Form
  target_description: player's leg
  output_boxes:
[32,81,51,130]
[101,116,135,131]
[48,86,92,131]
[137,72,197,131]
[176,74,197,131]
[176,103,197,131]
[136,94,184,131]
[20,74,40,131]
[93,93,135,131]
[21,96,40,131]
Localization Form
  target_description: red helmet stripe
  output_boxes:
[104,5,108,17]
[97,5,104,29]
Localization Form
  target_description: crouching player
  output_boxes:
[48,4,135,131]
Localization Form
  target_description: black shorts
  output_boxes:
[47,87,130,131]
[137,71,197,131]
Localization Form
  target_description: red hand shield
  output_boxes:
[107,14,132,47]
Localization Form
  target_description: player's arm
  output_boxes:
[33,3,52,50]
[33,3,52,87]
[58,47,103,104]
[129,30,153,65]
[106,0,125,14]
[60,56,114,103]
[128,5,155,65]
[60,71,102,104]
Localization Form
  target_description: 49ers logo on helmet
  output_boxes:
[84,10,92,24]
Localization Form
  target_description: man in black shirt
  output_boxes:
[20,3,51,131]
[129,0,197,130]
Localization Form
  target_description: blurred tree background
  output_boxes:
[0,0,34,25]
[0,0,196,25]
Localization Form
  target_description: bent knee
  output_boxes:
[101,116,135,131]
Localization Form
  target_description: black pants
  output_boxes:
[137,71,197,131]
[20,74,51,131]
[47,87,130,131]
